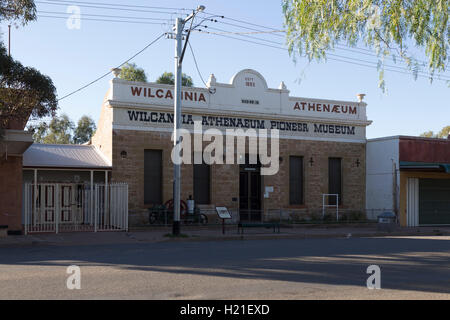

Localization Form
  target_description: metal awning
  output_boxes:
[400,161,450,173]
[23,143,111,169]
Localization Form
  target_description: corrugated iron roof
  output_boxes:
[23,144,111,169]
[399,137,450,164]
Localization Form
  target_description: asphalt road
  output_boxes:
[0,236,449,299]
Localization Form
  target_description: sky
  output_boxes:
[1,0,449,139]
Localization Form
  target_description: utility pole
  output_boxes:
[172,17,183,235]
[172,5,205,236]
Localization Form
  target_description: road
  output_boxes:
[0,236,449,299]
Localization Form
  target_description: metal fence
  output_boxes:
[23,183,128,234]
[263,208,382,224]
[146,207,259,226]
[144,206,381,226]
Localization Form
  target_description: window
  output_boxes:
[194,162,210,204]
[144,149,162,205]
[289,156,304,205]
[328,157,342,205]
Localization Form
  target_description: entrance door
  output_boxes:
[60,184,73,223]
[419,179,450,225]
[239,157,262,221]
[41,184,56,223]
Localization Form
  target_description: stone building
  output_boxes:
[91,69,371,225]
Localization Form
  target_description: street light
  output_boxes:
[172,5,205,236]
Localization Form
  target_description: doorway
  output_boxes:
[239,155,262,221]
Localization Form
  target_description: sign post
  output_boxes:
[216,207,232,234]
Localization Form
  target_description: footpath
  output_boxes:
[1,223,449,248]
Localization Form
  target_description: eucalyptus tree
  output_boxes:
[0,0,57,139]
[119,63,147,82]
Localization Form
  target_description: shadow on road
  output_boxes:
[0,237,449,294]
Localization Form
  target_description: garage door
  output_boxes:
[419,179,450,225]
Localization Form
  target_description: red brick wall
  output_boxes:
[0,156,23,232]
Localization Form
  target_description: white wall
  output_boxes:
[366,137,400,219]
[109,69,371,143]
[110,68,369,122]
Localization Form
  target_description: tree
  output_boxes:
[420,125,450,138]
[29,114,74,144]
[28,114,97,144]
[282,0,449,91]
[28,120,47,142]
[0,44,58,128]
[73,115,96,144]
[156,72,193,87]
[119,63,147,82]
[0,0,36,25]
[437,126,450,138]
[0,0,57,138]
[420,130,435,138]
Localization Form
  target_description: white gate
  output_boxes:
[322,193,339,221]
[23,183,128,234]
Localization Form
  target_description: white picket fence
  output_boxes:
[23,183,128,234]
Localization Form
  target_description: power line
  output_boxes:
[196,27,449,79]
[207,25,434,71]
[204,26,284,45]
[196,27,285,36]
[197,17,449,78]
[207,25,424,69]
[58,33,165,101]
[36,1,181,15]
[37,9,448,79]
[187,42,208,87]
[200,32,449,81]
[202,11,281,32]
[38,0,193,11]
[38,14,169,25]
[38,10,172,21]
[202,11,447,71]
[218,20,282,35]
[215,19,443,69]
[212,29,284,35]
[43,5,442,74]
[195,28,284,49]
[38,4,444,74]
[27,10,448,126]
